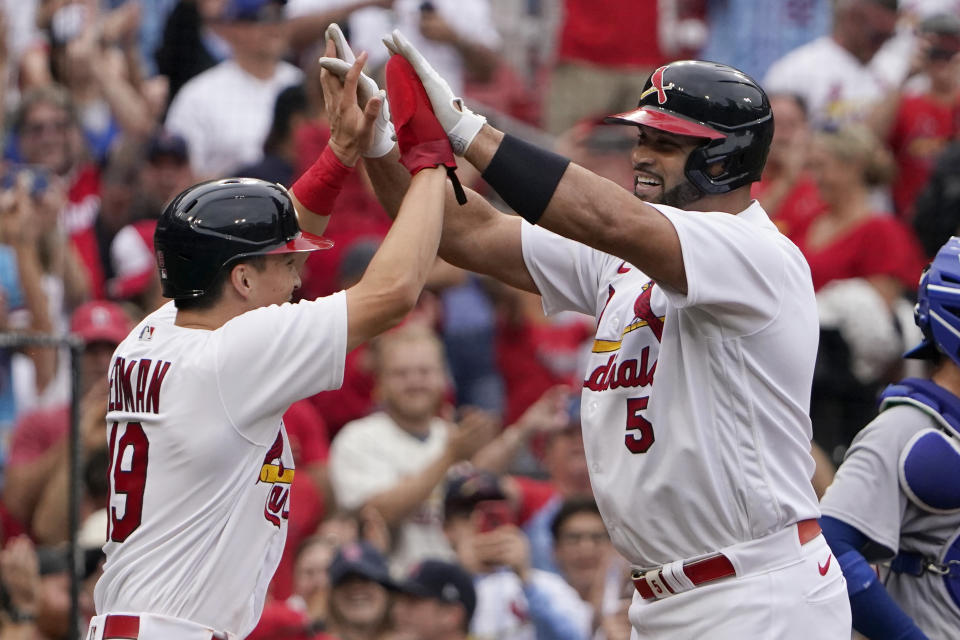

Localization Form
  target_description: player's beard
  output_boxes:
[637,177,704,209]
[661,179,704,208]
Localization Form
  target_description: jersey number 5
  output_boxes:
[107,421,149,542]
[625,397,655,453]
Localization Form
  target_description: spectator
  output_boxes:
[307,0,500,97]
[328,324,497,574]
[46,2,155,161]
[12,85,102,298]
[443,470,592,640]
[545,0,666,134]
[753,93,827,243]
[872,12,960,221]
[520,404,593,574]
[392,559,476,640]
[325,541,398,640]
[92,142,144,299]
[550,498,611,606]
[0,175,56,455]
[155,0,231,101]
[764,0,901,128]
[164,0,302,178]
[798,125,925,295]
[3,301,130,540]
[913,140,960,259]
[235,83,309,185]
[107,131,194,311]
[698,0,831,82]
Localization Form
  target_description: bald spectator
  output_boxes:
[764,0,901,128]
[164,0,302,178]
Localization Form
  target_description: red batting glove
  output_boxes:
[385,54,467,204]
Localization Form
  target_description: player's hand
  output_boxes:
[318,23,395,158]
[382,29,486,155]
[447,407,498,461]
[319,42,382,167]
[385,53,458,176]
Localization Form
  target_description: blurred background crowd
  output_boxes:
[0,0,955,637]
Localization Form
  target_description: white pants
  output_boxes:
[87,613,232,640]
[629,528,851,639]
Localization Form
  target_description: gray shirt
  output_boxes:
[821,404,960,640]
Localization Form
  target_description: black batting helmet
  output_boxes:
[604,60,774,195]
[154,178,332,299]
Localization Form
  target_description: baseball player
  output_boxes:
[820,237,960,640]
[319,27,851,638]
[88,51,461,640]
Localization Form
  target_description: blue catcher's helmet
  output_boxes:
[906,236,960,365]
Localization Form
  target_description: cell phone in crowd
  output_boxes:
[475,500,513,533]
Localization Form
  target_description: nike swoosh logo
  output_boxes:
[617,262,630,274]
[818,554,832,576]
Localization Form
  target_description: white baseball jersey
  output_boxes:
[522,201,821,568]
[94,293,347,638]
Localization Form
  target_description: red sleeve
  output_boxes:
[511,475,559,525]
[7,407,68,466]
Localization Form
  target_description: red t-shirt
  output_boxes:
[557,0,664,68]
[269,400,330,600]
[797,215,926,292]
[752,173,827,244]
[889,93,959,221]
[7,405,69,466]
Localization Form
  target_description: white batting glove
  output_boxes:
[382,29,486,156]
[322,23,395,158]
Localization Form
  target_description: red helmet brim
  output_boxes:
[604,106,727,141]
[268,231,334,253]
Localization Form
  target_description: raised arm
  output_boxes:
[380,30,688,293]
[319,25,538,295]
[336,49,464,351]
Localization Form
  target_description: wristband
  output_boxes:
[290,145,354,216]
[481,134,570,225]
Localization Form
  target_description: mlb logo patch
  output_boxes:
[139,325,155,341]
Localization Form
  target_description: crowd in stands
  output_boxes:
[0,0,955,637]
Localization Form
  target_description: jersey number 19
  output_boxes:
[106,421,149,542]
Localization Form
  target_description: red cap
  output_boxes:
[70,301,132,345]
